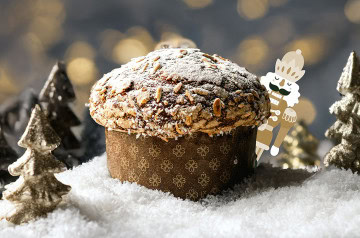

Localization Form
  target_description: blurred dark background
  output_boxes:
[0,0,360,139]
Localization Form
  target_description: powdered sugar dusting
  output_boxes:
[90,48,270,138]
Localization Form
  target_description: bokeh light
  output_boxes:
[236,36,269,71]
[0,66,18,94]
[183,0,213,9]
[65,41,98,86]
[110,26,154,64]
[28,16,63,48]
[27,0,66,48]
[127,26,155,51]
[286,36,327,65]
[294,97,317,125]
[112,38,149,64]
[160,30,182,41]
[237,0,269,20]
[67,57,98,86]
[344,0,360,24]
[99,29,125,60]
[22,32,46,57]
[33,0,66,21]
[65,41,96,61]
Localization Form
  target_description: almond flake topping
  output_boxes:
[173,83,183,94]
[155,87,162,103]
[213,98,222,117]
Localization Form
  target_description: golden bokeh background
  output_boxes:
[0,0,359,138]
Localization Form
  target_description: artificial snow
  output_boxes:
[1,154,360,238]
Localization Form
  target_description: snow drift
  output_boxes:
[1,153,360,238]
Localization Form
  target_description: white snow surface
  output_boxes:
[1,153,360,238]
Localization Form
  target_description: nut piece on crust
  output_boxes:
[213,98,222,117]
[89,48,270,138]
[173,83,183,94]
[137,89,150,107]
[185,90,194,104]
[155,87,162,103]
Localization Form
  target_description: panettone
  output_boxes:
[89,48,270,200]
[90,48,270,139]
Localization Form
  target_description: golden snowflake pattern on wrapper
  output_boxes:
[120,157,130,169]
[128,170,140,183]
[149,173,161,187]
[220,143,231,155]
[185,133,197,141]
[220,171,231,183]
[149,144,161,157]
[186,189,199,200]
[118,133,128,139]
[197,145,210,157]
[185,160,198,173]
[160,159,173,173]
[129,144,139,156]
[138,159,149,172]
[198,173,210,187]
[173,144,185,158]
[173,174,186,188]
[209,158,220,170]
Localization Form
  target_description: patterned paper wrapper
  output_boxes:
[105,126,257,201]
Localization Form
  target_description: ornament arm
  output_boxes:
[273,125,292,149]
[273,108,297,149]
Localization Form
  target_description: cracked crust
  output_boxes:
[89,48,270,138]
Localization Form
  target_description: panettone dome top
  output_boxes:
[89,48,270,139]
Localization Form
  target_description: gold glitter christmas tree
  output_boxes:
[324,51,360,173]
[1,105,71,224]
[277,120,320,169]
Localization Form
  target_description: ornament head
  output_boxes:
[275,49,305,83]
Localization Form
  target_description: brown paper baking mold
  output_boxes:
[105,126,257,201]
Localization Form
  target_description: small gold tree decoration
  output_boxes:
[1,105,71,224]
[39,62,81,167]
[324,51,360,173]
[277,121,320,169]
